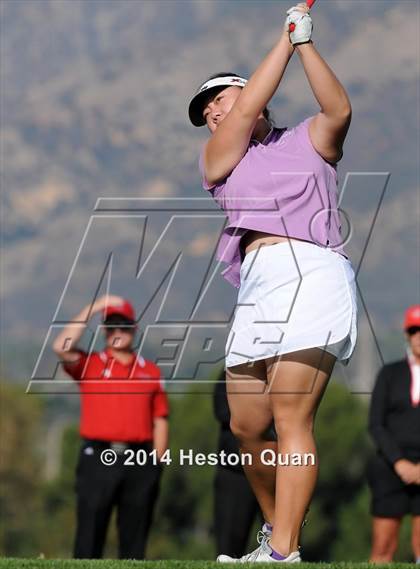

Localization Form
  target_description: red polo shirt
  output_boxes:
[63,348,169,442]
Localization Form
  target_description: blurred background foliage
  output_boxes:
[0,376,413,561]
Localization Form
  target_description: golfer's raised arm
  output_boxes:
[234,32,295,121]
[296,42,352,163]
[204,28,294,184]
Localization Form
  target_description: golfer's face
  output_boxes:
[203,86,242,133]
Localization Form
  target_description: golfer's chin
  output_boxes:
[208,121,223,134]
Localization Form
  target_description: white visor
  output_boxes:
[188,75,248,127]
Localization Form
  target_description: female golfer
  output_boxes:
[188,3,358,563]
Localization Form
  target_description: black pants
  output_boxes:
[73,439,162,559]
[214,465,262,557]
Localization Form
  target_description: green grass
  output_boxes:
[0,561,416,569]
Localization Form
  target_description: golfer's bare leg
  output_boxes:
[226,359,276,525]
[267,347,336,556]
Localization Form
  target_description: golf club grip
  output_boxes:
[289,0,316,33]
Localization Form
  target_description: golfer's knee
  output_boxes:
[274,413,314,439]
[230,417,266,443]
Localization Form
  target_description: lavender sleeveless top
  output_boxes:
[198,116,348,289]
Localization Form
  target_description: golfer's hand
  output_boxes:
[394,459,419,485]
[285,3,313,46]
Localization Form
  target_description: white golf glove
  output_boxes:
[285,5,313,45]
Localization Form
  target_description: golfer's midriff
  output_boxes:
[241,230,312,258]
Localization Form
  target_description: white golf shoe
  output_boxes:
[217,522,301,563]
[217,536,301,563]
[217,522,271,563]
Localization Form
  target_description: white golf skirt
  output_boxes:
[225,240,358,369]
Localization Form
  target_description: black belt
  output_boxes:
[83,438,153,454]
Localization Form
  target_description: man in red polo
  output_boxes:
[53,295,169,559]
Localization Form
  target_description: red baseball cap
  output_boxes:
[103,299,136,323]
[403,305,420,330]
